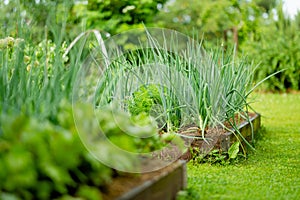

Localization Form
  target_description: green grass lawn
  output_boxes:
[178,93,300,200]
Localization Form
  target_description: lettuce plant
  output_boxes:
[0,101,169,199]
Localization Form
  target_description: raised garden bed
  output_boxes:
[180,113,261,160]
[219,113,261,151]
[101,113,261,199]
[102,160,187,200]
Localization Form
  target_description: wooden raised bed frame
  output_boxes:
[105,113,261,200]
[116,160,187,200]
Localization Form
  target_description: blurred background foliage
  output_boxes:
[0,0,299,91]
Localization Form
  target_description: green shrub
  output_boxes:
[242,7,300,91]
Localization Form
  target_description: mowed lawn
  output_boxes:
[179,93,300,200]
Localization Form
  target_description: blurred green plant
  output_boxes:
[0,36,76,119]
[155,0,273,49]
[80,0,167,34]
[156,0,299,91]
[0,0,74,41]
[24,39,69,80]
[0,101,168,199]
[242,3,300,91]
[0,104,110,199]
[0,0,168,42]
[93,104,166,153]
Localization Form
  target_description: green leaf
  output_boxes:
[0,193,21,200]
[228,141,240,159]
[76,185,103,200]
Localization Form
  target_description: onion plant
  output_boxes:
[0,27,81,121]
[77,28,271,152]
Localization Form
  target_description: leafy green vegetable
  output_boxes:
[0,101,167,199]
[128,84,181,129]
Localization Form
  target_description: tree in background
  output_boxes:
[0,0,25,38]
[1,0,168,40]
[243,2,300,91]
[0,0,74,41]
[155,0,276,50]
[71,0,167,35]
